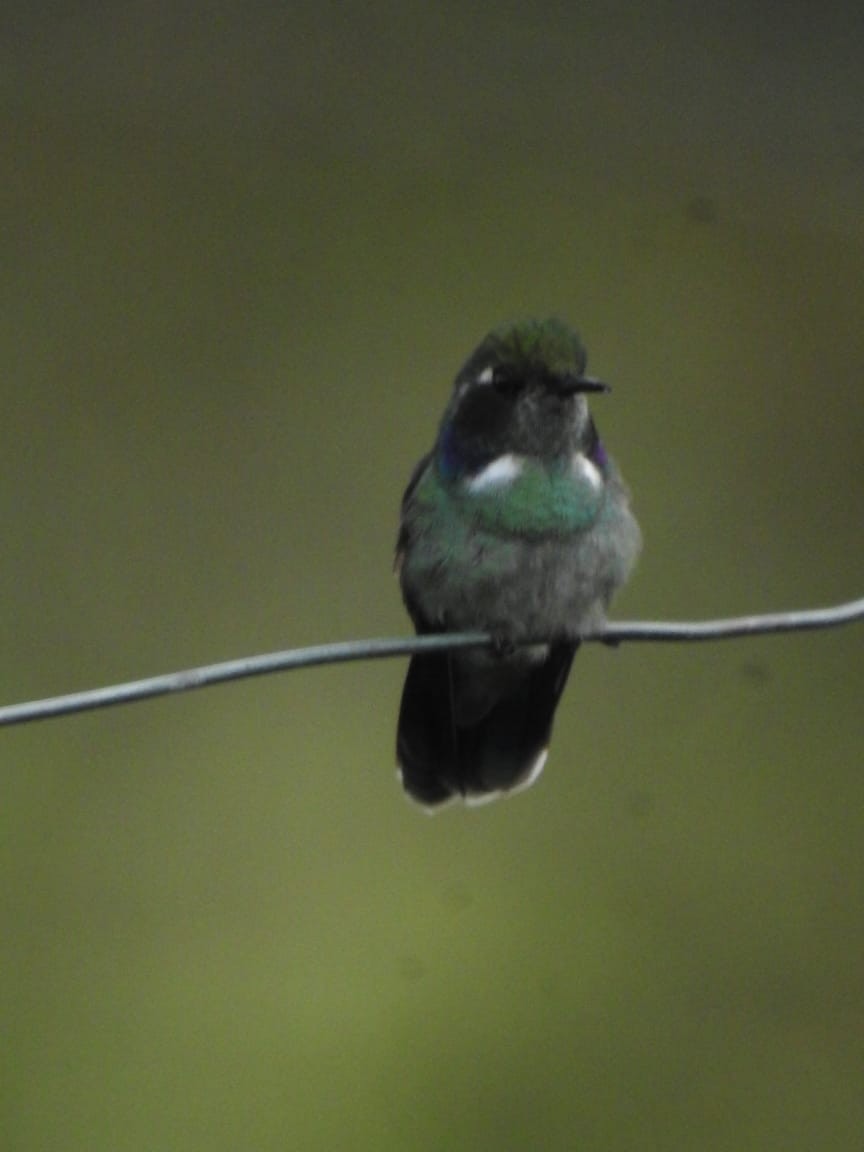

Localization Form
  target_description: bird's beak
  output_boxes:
[556,373,611,396]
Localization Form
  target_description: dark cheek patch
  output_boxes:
[437,388,512,478]
[437,422,472,477]
[456,386,512,440]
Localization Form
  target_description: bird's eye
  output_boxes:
[490,372,522,397]
[474,365,522,397]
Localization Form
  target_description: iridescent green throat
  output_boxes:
[416,457,604,538]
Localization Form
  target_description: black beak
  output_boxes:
[556,373,611,396]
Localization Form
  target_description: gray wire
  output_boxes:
[1,596,862,727]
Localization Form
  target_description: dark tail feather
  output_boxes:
[396,642,577,808]
[395,649,459,807]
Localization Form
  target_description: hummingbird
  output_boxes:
[395,317,641,809]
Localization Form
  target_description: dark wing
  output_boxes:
[394,450,432,576]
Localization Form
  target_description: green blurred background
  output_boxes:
[1,2,863,1148]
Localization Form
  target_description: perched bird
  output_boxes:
[395,318,641,809]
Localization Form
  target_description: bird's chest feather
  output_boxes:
[423,451,604,539]
[403,449,617,635]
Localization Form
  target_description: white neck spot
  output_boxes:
[465,453,525,493]
[571,451,603,491]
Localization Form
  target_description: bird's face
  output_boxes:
[436,318,608,477]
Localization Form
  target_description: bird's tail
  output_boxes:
[396,642,577,808]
